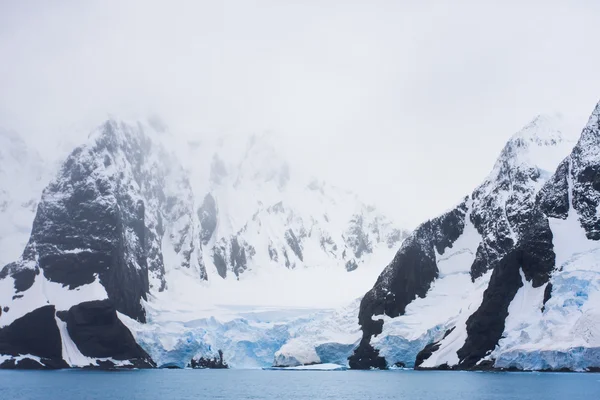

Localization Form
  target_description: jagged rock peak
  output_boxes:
[574,101,600,159]
[487,113,578,185]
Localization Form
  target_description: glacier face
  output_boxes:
[351,107,600,372]
[123,300,363,369]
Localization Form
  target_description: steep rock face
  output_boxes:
[0,120,204,368]
[0,305,67,369]
[189,349,228,369]
[60,300,154,368]
[198,193,218,245]
[1,120,206,322]
[350,113,579,370]
[539,107,600,237]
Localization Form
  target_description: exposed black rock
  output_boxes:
[414,327,455,369]
[198,193,217,245]
[456,209,555,370]
[63,300,154,368]
[414,342,441,369]
[351,200,468,369]
[12,266,37,292]
[0,262,37,293]
[345,259,358,272]
[542,282,553,312]
[285,229,303,262]
[468,134,551,281]
[456,250,524,369]
[348,342,387,370]
[0,357,47,370]
[539,108,600,241]
[539,160,571,219]
[0,305,68,369]
[212,236,253,278]
[230,237,249,277]
[189,349,228,369]
[213,247,228,278]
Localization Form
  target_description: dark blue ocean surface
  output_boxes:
[0,370,599,400]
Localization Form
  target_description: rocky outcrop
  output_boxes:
[59,300,155,368]
[189,350,229,369]
[198,194,218,245]
[0,306,67,369]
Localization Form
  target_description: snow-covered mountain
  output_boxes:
[349,108,600,372]
[0,120,407,369]
[180,132,408,281]
[3,101,599,371]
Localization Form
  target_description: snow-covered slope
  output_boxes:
[180,133,409,282]
[0,120,407,369]
[0,129,47,267]
[151,132,409,315]
[349,111,600,371]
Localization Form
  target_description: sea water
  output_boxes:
[0,369,599,400]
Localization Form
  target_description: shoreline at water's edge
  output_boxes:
[2,364,599,373]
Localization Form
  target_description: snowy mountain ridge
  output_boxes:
[349,105,600,372]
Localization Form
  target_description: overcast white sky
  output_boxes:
[1,0,600,227]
